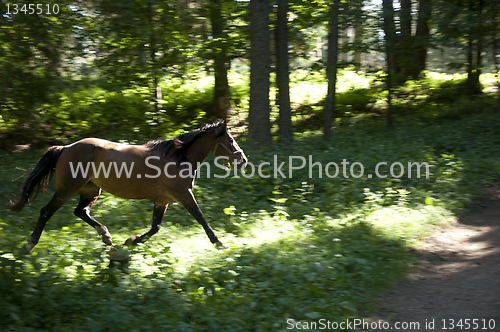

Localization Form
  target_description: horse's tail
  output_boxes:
[9,146,64,212]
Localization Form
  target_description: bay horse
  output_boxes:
[9,119,247,253]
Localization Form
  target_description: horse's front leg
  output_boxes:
[177,189,227,249]
[125,204,167,245]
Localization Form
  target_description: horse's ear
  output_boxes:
[173,137,183,149]
[215,119,227,137]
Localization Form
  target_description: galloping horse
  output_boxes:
[9,119,247,253]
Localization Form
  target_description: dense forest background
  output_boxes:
[1,0,499,147]
[1,1,500,331]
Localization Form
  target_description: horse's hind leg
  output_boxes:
[25,191,75,253]
[125,204,167,245]
[74,182,112,245]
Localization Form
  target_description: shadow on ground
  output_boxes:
[363,183,500,332]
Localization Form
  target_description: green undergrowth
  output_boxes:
[1,78,500,331]
[292,71,500,131]
[0,74,248,148]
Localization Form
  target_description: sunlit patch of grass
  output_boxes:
[363,205,454,245]
[425,71,464,84]
[120,211,310,279]
[289,69,372,108]
[337,69,372,92]
[290,82,327,106]
[480,73,499,93]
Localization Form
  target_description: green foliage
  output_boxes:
[90,0,194,88]
[292,70,500,132]
[426,77,471,104]
[0,0,85,140]
[40,88,153,141]
[336,89,372,113]
[1,76,500,330]
[0,71,257,147]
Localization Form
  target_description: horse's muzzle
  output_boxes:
[234,152,248,171]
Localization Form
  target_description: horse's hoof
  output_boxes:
[23,237,35,254]
[124,235,138,246]
[215,242,228,250]
[97,226,113,245]
[23,243,33,254]
[101,234,113,246]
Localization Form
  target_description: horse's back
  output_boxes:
[53,138,147,181]
[68,137,120,150]
[61,138,147,160]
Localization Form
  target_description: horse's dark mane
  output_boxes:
[146,121,223,164]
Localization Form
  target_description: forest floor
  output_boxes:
[358,182,500,332]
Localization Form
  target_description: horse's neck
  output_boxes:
[185,132,216,168]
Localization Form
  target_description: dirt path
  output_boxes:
[359,183,500,332]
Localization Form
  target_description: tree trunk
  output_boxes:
[467,41,481,95]
[382,0,396,77]
[210,0,231,119]
[148,1,160,117]
[415,0,431,76]
[475,0,483,94]
[353,2,363,72]
[353,25,363,71]
[339,29,348,63]
[276,0,293,143]
[382,0,396,127]
[324,0,339,141]
[400,0,412,40]
[466,0,483,95]
[249,0,272,146]
[399,0,415,79]
[493,31,500,112]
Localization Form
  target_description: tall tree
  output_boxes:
[382,0,396,127]
[493,8,500,112]
[276,0,292,142]
[148,0,160,115]
[466,0,484,95]
[494,35,500,112]
[434,0,500,95]
[383,0,433,81]
[352,0,365,71]
[415,0,432,75]
[248,0,272,146]
[209,0,231,119]
[324,0,340,141]
[399,0,414,78]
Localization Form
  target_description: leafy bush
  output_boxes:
[336,89,372,114]
[29,88,154,143]
[427,77,470,104]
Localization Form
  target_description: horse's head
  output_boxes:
[213,119,247,170]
